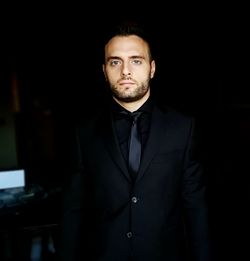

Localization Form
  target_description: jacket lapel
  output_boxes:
[98,105,170,183]
[100,111,132,182]
[136,106,168,182]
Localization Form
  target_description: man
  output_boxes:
[61,21,213,261]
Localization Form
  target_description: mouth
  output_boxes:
[119,80,135,85]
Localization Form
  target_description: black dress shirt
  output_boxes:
[112,98,154,169]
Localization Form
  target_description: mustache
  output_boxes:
[120,76,132,80]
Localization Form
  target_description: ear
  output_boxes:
[150,60,156,79]
[102,64,107,80]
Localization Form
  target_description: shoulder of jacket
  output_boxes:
[157,103,194,123]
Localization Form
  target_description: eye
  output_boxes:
[132,59,142,65]
[110,60,121,66]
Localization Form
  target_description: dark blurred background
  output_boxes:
[0,4,249,260]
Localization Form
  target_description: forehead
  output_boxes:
[105,35,150,57]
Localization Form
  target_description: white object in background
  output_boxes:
[0,169,25,189]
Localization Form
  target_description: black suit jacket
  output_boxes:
[61,103,212,261]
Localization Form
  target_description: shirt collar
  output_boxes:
[111,97,154,116]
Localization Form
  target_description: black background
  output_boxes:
[1,3,249,259]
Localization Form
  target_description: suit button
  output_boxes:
[126,232,132,238]
[131,196,138,203]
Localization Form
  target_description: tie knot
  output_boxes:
[130,111,142,123]
[119,110,142,123]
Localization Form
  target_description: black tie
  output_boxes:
[128,111,142,178]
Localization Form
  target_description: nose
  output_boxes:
[121,63,131,77]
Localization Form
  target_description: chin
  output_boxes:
[119,94,144,103]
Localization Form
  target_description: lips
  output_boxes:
[119,80,135,85]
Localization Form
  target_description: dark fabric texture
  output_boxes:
[60,101,213,261]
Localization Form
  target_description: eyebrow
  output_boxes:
[106,56,120,62]
[106,55,145,62]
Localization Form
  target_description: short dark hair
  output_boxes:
[103,19,155,61]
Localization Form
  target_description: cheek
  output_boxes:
[106,70,120,82]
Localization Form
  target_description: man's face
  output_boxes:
[103,35,156,103]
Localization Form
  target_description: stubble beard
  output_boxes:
[110,79,150,103]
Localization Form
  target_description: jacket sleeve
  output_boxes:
[181,118,214,261]
[59,126,85,261]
